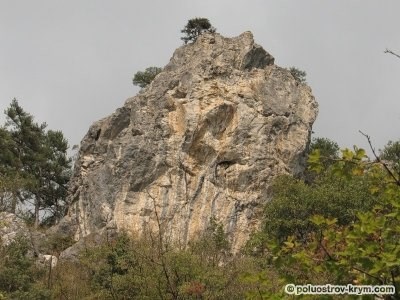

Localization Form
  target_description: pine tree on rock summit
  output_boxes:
[181,18,216,44]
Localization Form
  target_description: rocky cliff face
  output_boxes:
[63,32,318,251]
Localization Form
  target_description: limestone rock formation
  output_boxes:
[62,32,318,251]
[0,212,58,268]
[0,212,30,246]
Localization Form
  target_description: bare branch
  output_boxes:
[146,189,178,299]
[359,130,400,186]
[317,230,334,261]
[316,229,383,284]
[352,266,384,284]
[384,48,400,59]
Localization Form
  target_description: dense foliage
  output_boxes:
[380,139,400,176]
[2,139,399,299]
[132,66,162,88]
[0,99,71,227]
[181,18,216,44]
[309,137,339,161]
[1,219,278,299]
[245,145,400,299]
[0,237,50,299]
[261,171,377,243]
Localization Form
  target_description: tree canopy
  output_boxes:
[0,99,71,226]
[243,143,400,296]
[132,66,162,88]
[181,18,216,44]
[380,139,400,176]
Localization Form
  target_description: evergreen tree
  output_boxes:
[181,18,216,44]
[380,140,400,176]
[303,137,340,183]
[132,66,162,88]
[309,137,339,166]
[288,67,307,83]
[0,127,24,212]
[1,99,71,227]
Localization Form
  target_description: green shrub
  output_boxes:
[132,66,162,88]
[262,171,378,243]
[0,237,50,299]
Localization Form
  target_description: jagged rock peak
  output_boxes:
[165,31,274,74]
[61,31,318,252]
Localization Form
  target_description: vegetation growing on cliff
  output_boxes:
[1,19,399,298]
[1,134,399,298]
[180,18,216,44]
[288,67,307,84]
[132,66,162,88]
[2,55,399,300]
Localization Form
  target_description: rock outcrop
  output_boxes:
[0,212,30,246]
[62,32,318,251]
[0,212,58,268]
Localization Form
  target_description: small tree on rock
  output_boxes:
[181,18,216,44]
[132,67,162,88]
[288,67,307,84]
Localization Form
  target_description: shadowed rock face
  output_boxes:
[62,31,318,251]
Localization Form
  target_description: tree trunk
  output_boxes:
[11,194,17,213]
[34,196,40,228]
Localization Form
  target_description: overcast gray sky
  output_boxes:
[1,1,400,155]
